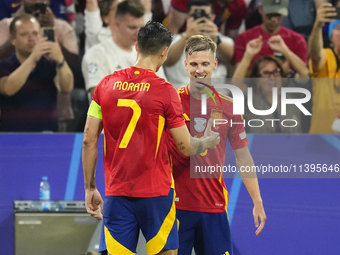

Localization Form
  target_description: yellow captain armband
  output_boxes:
[88,100,102,120]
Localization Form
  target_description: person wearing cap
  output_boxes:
[308,3,340,133]
[234,0,308,69]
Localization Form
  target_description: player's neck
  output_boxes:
[188,84,204,100]
[134,55,159,73]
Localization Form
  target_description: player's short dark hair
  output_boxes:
[115,0,144,19]
[187,0,214,14]
[185,35,216,56]
[137,21,173,56]
[9,14,39,37]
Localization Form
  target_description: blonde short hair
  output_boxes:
[185,35,217,56]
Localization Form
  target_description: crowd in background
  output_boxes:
[0,0,340,134]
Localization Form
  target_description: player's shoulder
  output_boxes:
[177,86,189,98]
[97,67,128,86]
[150,74,175,90]
[218,93,233,104]
[217,93,234,111]
[109,67,129,78]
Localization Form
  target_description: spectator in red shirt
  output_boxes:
[167,0,246,40]
[234,0,308,72]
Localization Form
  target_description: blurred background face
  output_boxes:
[332,24,340,51]
[259,6,284,33]
[257,60,282,96]
[185,50,217,94]
[115,14,144,47]
[11,18,40,57]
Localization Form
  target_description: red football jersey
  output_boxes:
[234,25,308,66]
[92,67,185,198]
[168,85,249,213]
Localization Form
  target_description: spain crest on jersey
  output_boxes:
[194,117,207,132]
[211,109,223,130]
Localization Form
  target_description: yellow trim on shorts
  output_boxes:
[219,170,229,216]
[88,100,102,119]
[104,225,135,255]
[146,190,177,254]
[169,156,175,189]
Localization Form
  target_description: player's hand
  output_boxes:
[267,35,288,55]
[245,36,263,58]
[253,201,266,236]
[315,3,336,28]
[85,189,104,220]
[204,118,220,149]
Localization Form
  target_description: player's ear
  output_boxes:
[160,46,168,58]
[214,58,218,70]
[135,42,138,52]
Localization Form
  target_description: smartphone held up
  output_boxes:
[43,28,54,42]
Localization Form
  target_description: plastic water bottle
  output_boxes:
[40,176,50,211]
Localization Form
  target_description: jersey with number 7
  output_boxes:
[89,67,185,198]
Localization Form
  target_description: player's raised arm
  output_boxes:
[169,119,220,157]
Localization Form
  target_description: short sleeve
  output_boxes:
[164,84,185,129]
[309,48,335,78]
[82,46,110,91]
[227,114,249,150]
[171,0,188,12]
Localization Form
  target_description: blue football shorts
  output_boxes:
[176,209,232,255]
[103,188,178,255]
